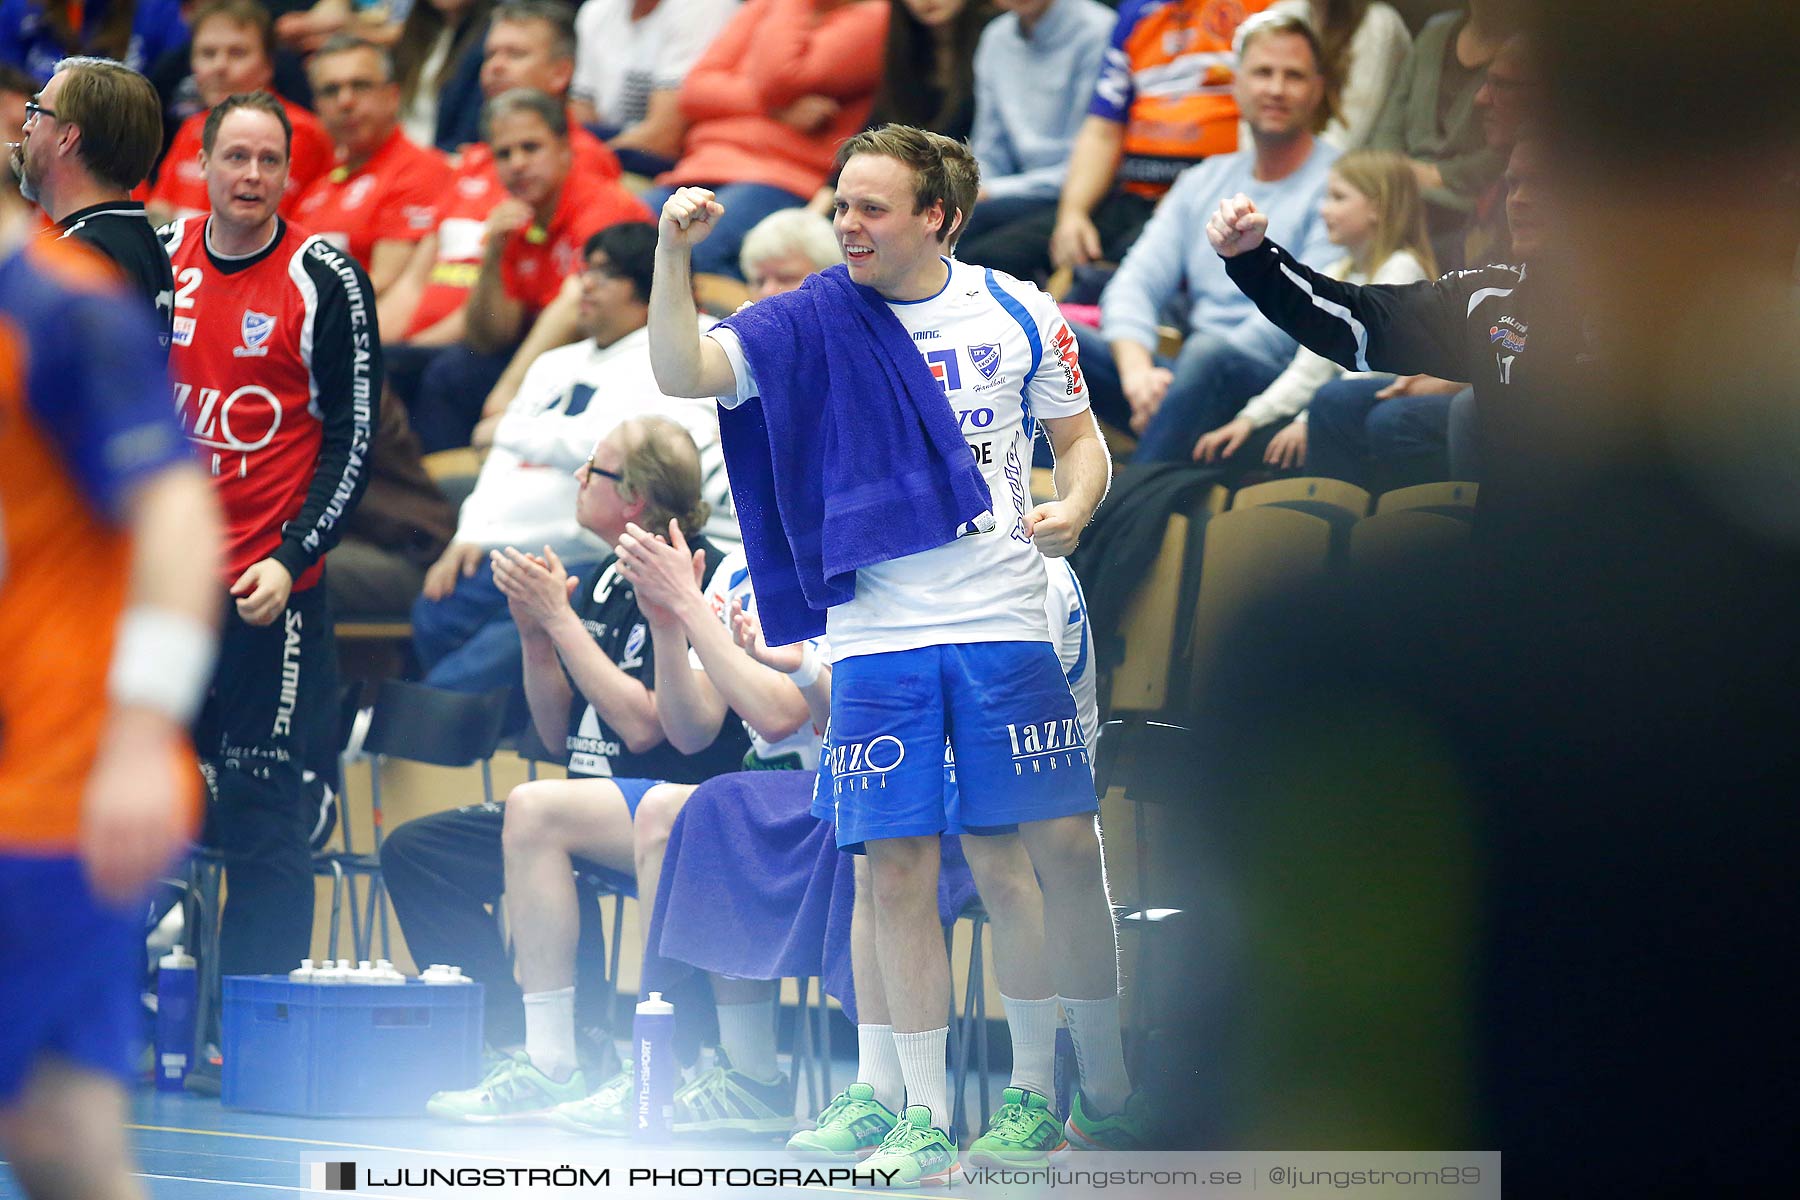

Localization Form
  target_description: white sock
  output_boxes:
[1061,993,1131,1116]
[892,1027,950,1133]
[1001,993,1059,1099]
[856,1023,905,1114]
[522,987,577,1082]
[715,996,779,1083]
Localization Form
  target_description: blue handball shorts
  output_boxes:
[814,641,1095,852]
[0,855,144,1104]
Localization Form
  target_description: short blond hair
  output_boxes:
[614,417,710,539]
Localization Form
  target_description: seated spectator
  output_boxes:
[382,416,750,1075]
[569,0,736,179]
[738,207,841,299]
[410,223,735,715]
[1190,148,1434,475]
[1295,35,1541,490]
[468,205,842,453]
[1082,11,1338,462]
[0,0,188,82]
[646,0,888,282]
[435,0,611,157]
[866,0,995,144]
[1450,32,1535,273]
[271,0,403,56]
[385,87,649,451]
[1367,0,1513,231]
[391,0,493,153]
[955,0,1113,262]
[378,3,642,448]
[1267,0,1410,150]
[145,0,314,165]
[293,35,453,294]
[143,0,333,224]
[970,0,1272,285]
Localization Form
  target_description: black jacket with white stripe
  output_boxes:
[1223,238,1542,422]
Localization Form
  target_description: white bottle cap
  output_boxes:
[160,944,196,970]
[636,991,674,1015]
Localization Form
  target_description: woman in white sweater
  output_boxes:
[1192,147,1436,468]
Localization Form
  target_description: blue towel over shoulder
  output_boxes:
[716,264,993,646]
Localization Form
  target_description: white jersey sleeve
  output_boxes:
[1005,275,1093,424]
[706,325,757,410]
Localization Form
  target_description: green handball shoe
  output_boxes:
[967,1087,1069,1166]
[425,1052,588,1123]
[546,1069,635,1137]
[1062,1089,1152,1150]
[860,1105,961,1186]
[671,1064,793,1135]
[785,1083,900,1159]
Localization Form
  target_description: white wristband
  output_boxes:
[783,643,823,689]
[108,606,218,724]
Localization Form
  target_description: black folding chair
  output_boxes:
[319,680,512,962]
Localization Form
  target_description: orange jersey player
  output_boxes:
[0,227,222,1197]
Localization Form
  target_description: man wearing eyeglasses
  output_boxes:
[410,221,737,725]
[12,56,175,353]
[291,35,451,297]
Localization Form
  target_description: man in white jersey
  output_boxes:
[650,125,1141,1180]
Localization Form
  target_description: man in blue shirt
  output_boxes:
[1082,11,1340,462]
[958,0,1115,259]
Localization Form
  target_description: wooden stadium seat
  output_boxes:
[1108,513,1191,716]
[1231,476,1372,522]
[421,446,483,482]
[1374,480,1480,516]
[1350,510,1471,569]
[1188,505,1334,713]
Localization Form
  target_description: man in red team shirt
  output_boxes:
[160,93,379,1055]
[377,0,645,452]
[145,0,335,226]
[293,35,452,296]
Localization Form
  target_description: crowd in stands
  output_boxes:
[2,0,1546,1156]
[4,0,1532,485]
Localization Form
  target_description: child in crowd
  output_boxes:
[1190,147,1435,471]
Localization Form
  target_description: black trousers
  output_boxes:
[379,803,620,1045]
[197,582,337,979]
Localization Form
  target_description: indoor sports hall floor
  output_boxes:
[0,1050,1000,1199]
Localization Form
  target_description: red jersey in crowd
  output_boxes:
[406,130,647,339]
[292,127,453,270]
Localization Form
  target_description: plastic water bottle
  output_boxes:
[632,992,676,1142]
[154,945,198,1092]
